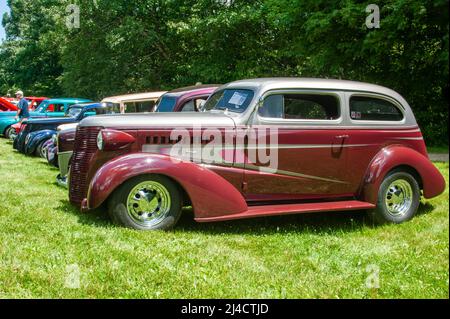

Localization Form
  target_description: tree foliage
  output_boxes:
[0,0,448,145]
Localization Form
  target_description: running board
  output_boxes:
[195,200,375,223]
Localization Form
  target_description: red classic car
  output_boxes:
[1,96,47,110]
[0,97,18,112]
[68,78,446,231]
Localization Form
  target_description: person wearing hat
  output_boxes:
[14,90,29,121]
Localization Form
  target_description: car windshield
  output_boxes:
[155,96,177,112]
[80,104,122,117]
[203,89,255,113]
[66,107,83,117]
[35,101,49,113]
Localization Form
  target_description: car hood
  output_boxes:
[79,112,237,129]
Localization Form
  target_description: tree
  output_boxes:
[0,0,448,145]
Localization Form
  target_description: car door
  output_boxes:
[245,89,352,202]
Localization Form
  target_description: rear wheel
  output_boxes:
[108,175,183,230]
[369,170,420,224]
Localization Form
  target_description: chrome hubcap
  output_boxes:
[41,146,47,158]
[385,179,413,217]
[8,128,16,140]
[126,181,171,227]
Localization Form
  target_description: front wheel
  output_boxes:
[4,126,15,139]
[369,170,421,224]
[35,140,48,158]
[108,175,183,230]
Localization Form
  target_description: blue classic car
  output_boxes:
[0,98,92,138]
[14,102,121,157]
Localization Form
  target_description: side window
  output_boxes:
[180,100,196,112]
[48,104,65,112]
[195,98,207,111]
[135,100,156,113]
[259,93,340,120]
[350,96,404,121]
[124,102,136,113]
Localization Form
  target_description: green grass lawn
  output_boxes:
[0,139,448,299]
[428,145,449,154]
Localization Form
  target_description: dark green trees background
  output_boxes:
[0,0,448,145]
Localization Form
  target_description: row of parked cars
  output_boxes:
[2,78,446,231]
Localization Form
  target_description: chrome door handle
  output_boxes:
[335,135,349,139]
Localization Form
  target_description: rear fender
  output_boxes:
[87,153,248,219]
[361,145,446,204]
[25,130,56,155]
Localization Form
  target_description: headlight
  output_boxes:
[52,134,57,145]
[95,129,135,152]
[25,134,31,145]
[97,131,104,150]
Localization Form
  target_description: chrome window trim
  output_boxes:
[254,89,344,126]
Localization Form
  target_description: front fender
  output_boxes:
[25,130,55,155]
[0,118,17,135]
[87,153,248,219]
[362,145,446,204]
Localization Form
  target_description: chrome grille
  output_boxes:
[69,126,101,206]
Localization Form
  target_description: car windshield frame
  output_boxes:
[203,89,255,113]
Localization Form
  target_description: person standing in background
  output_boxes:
[14,90,29,121]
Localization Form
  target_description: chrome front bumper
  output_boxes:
[56,151,73,188]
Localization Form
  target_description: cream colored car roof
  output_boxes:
[101,91,167,104]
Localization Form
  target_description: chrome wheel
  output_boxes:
[385,179,413,217]
[8,129,17,141]
[5,126,15,139]
[126,181,172,227]
[40,144,48,158]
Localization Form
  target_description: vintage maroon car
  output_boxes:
[68,78,446,230]
[54,85,219,187]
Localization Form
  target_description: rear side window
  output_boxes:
[259,93,340,120]
[155,96,177,112]
[350,96,404,121]
[47,103,65,112]
[136,100,156,113]
[180,100,196,112]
